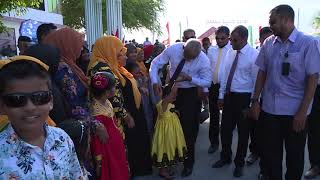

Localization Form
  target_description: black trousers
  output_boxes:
[220,92,251,167]
[254,111,266,175]
[260,111,307,180]
[175,87,201,169]
[308,85,320,168]
[248,118,258,155]
[208,83,220,146]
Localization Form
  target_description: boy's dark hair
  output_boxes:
[216,26,230,36]
[37,23,57,43]
[90,72,116,98]
[0,60,51,95]
[259,27,273,37]
[270,4,295,22]
[58,120,89,163]
[18,36,32,42]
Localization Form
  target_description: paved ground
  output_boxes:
[135,119,320,180]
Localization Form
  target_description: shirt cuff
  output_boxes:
[191,77,211,87]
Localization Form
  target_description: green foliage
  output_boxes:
[61,0,165,34]
[313,13,320,35]
[0,0,42,32]
[60,0,86,30]
[121,0,165,34]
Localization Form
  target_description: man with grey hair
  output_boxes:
[212,25,259,178]
[150,36,212,177]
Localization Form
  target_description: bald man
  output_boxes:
[150,37,212,177]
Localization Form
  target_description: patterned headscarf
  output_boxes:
[43,27,88,88]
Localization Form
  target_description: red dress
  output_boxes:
[90,99,129,180]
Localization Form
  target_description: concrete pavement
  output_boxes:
[135,119,320,180]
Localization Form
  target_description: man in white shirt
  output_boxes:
[206,26,231,154]
[150,35,212,177]
[202,37,213,55]
[143,37,152,46]
[212,25,259,178]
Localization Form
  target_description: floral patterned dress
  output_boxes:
[0,124,84,179]
[54,62,90,121]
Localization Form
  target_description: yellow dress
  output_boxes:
[151,100,187,167]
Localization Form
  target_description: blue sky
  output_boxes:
[125,0,320,44]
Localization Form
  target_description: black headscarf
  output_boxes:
[25,44,60,77]
[25,44,71,124]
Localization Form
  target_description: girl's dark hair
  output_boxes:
[58,120,89,163]
[90,72,116,98]
[125,43,137,54]
[0,60,51,95]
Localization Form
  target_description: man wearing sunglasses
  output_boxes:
[206,26,231,155]
[182,29,196,42]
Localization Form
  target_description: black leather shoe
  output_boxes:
[233,166,243,178]
[246,153,259,165]
[181,168,192,177]
[212,159,231,168]
[305,166,320,179]
[208,144,219,154]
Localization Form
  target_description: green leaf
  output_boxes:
[0,0,42,32]
[61,0,165,34]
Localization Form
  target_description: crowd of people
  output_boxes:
[0,4,320,180]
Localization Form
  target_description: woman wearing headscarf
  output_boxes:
[87,36,152,177]
[42,28,108,143]
[128,47,155,135]
[87,36,135,138]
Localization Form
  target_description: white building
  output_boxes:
[0,0,63,55]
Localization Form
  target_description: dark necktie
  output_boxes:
[226,50,240,93]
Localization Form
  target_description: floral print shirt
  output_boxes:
[0,124,84,180]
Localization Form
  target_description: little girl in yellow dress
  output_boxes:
[151,86,187,179]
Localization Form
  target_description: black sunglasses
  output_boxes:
[1,91,52,108]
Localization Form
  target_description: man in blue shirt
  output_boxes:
[250,4,320,180]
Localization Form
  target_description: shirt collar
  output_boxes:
[273,27,298,44]
[218,42,231,50]
[5,123,49,148]
[239,43,250,55]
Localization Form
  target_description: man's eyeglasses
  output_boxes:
[216,37,228,41]
[1,91,52,108]
[184,36,196,40]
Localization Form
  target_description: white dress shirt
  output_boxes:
[219,43,259,99]
[150,42,212,88]
[207,43,231,84]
